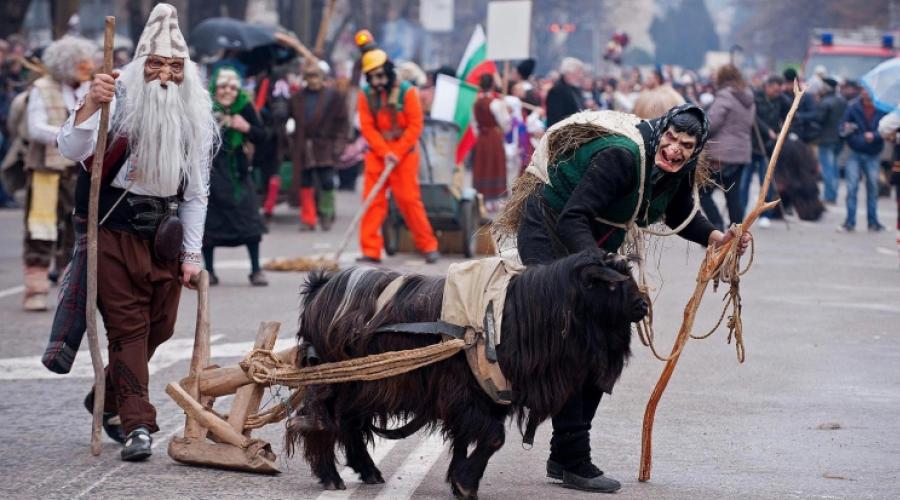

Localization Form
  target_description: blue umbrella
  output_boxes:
[861,57,900,113]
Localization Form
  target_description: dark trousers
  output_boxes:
[23,168,78,270]
[301,165,336,190]
[549,383,604,468]
[97,227,181,434]
[517,194,604,468]
[700,163,747,231]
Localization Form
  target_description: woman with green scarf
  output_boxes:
[204,66,267,286]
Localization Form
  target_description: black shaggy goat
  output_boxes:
[288,249,648,499]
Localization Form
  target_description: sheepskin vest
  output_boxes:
[27,76,72,172]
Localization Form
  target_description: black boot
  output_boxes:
[559,461,621,493]
[121,426,153,462]
[83,392,126,444]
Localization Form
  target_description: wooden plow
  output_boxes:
[165,270,295,473]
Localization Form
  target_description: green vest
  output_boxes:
[542,134,687,252]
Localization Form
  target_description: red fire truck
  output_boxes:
[804,29,897,81]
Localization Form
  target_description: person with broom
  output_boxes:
[493,104,751,493]
[354,30,439,264]
[55,3,219,461]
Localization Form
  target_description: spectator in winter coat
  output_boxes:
[814,77,847,204]
[700,64,756,230]
[742,74,788,226]
[838,88,886,232]
[545,57,585,127]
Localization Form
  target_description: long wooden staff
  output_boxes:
[86,16,116,456]
[638,81,805,482]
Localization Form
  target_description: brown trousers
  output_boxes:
[97,227,181,434]
[23,167,78,270]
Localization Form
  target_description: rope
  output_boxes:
[241,339,467,387]
[228,339,467,429]
[634,220,753,363]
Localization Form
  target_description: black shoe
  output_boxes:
[424,250,440,264]
[868,223,886,232]
[48,270,59,286]
[547,459,563,480]
[83,392,126,444]
[249,271,269,286]
[356,256,381,264]
[121,426,152,462]
[208,273,220,286]
[560,461,621,493]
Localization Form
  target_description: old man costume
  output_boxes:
[54,4,218,461]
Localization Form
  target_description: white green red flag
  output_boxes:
[436,24,497,164]
[431,73,478,162]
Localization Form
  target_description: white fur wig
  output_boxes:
[41,36,97,84]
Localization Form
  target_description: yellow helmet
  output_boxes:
[361,49,388,73]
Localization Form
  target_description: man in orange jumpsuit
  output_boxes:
[356,46,439,264]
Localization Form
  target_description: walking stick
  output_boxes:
[638,81,805,482]
[332,157,398,263]
[86,16,115,456]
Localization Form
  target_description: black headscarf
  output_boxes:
[646,103,709,163]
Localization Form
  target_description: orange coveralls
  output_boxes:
[357,85,438,259]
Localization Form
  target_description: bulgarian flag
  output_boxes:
[431,74,478,164]
[432,25,497,164]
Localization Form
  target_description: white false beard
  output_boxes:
[112,57,219,196]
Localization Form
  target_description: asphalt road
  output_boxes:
[0,187,897,500]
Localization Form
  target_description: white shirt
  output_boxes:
[56,95,209,255]
[27,80,90,146]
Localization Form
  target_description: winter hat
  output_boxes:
[134,3,188,60]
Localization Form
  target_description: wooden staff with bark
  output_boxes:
[85,16,116,456]
[638,81,805,482]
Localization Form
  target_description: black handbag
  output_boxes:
[153,201,183,261]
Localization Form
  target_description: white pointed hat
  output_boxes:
[134,3,189,59]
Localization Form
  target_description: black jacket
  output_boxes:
[753,90,788,155]
[517,124,717,265]
[546,77,585,127]
[815,93,847,146]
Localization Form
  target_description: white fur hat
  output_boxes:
[134,3,188,59]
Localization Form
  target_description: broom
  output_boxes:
[265,157,398,271]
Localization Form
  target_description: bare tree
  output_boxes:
[0,0,32,39]
[51,0,81,39]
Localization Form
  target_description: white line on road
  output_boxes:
[0,285,24,299]
[373,433,446,500]
[0,335,296,380]
[72,423,186,499]
[875,246,896,257]
[315,436,399,500]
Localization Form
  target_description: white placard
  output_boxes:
[420,0,455,33]
[486,0,532,61]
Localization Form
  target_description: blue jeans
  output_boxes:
[844,151,881,228]
[740,155,779,219]
[818,143,842,203]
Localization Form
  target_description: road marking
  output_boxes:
[373,433,445,500]
[0,285,25,299]
[875,246,896,257]
[0,335,296,380]
[72,423,186,499]
[315,436,399,500]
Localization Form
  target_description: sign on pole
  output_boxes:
[486,0,532,61]
[421,0,455,32]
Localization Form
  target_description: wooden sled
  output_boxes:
[166,271,297,474]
